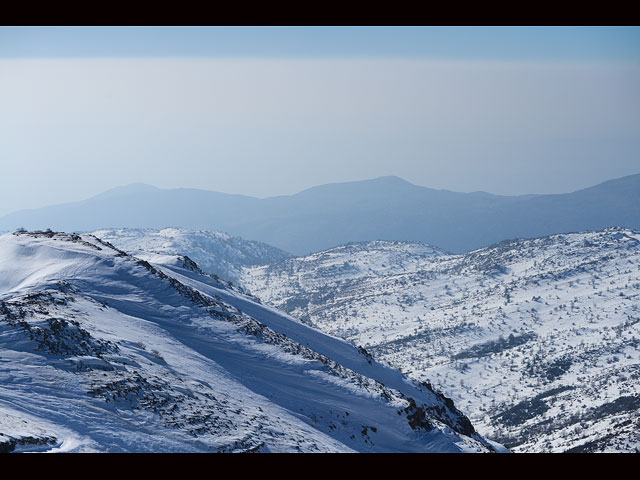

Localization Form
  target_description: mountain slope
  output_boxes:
[91,228,292,285]
[0,174,638,255]
[0,230,497,453]
[242,228,640,452]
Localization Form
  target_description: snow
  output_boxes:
[4,223,637,452]
[0,231,495,453]
[242,228,640,452]
[91,228,291,285]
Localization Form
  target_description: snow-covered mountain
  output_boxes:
[91,228,292,285]
[242,228,640,452]
[0,230,499,453]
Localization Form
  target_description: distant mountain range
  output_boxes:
[1,174,639,255]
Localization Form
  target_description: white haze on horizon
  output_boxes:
[1,58,639,216]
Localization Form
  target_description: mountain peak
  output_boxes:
[94,183,161,199]
[367,175,414,185]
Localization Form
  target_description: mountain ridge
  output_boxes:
[1,173,639,255]
[0,230,498,452]
[90,227,292,284]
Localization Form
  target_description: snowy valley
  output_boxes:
[242,228,640,452]
[3,225,639,453]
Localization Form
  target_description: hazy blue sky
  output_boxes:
[1,26,639,215]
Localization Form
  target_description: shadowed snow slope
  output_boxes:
[0,231,498,453]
